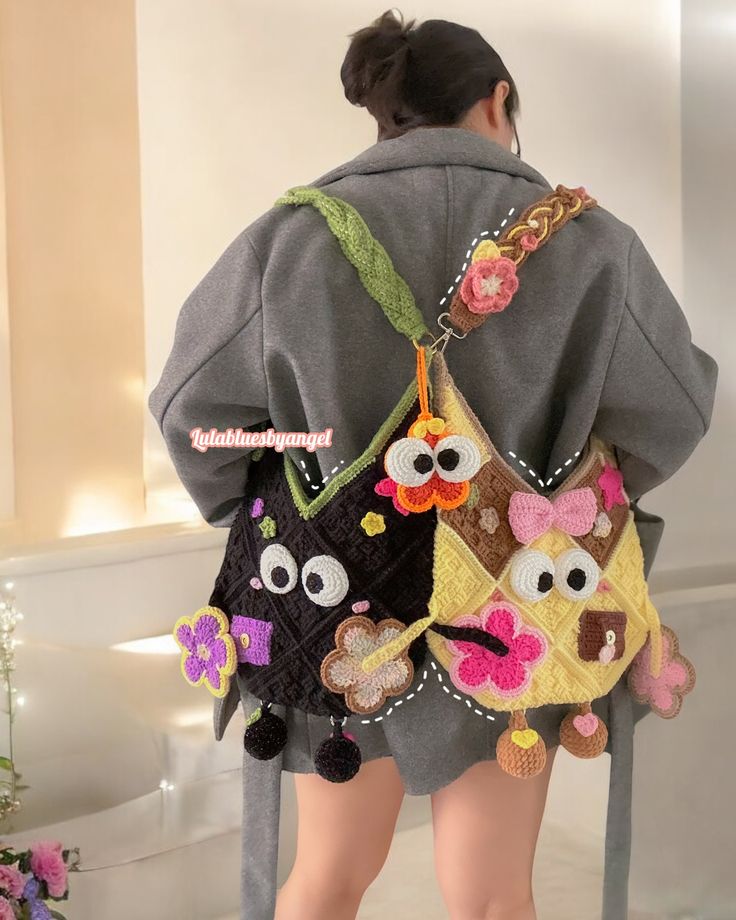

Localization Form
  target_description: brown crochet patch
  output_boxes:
[442,459,525,580]
[567,452,629,568]
[577,609,627,662]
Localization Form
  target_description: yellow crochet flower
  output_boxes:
[361,511,386,536]
[410,416,446,438]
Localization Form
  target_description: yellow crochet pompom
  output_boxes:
[361,511,386,537]
[471,240,501,263]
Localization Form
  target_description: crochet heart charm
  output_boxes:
[573,713,599,737]
[511,728,539,749]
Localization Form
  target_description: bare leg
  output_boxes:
[275,755,405,920]
[431,745,558,920]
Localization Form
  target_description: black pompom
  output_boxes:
[314,722,361,783]
[243,705,287,760]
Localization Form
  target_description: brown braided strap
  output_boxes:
[448,184,598,333]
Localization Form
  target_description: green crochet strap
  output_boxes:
[275,186,430,343]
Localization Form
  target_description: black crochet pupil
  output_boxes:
[271,566,290,589]
[305,572,323,594]
[437,448,460,471]
[567,568,587,591]
[537,571,553,593]
[413,454,434,474]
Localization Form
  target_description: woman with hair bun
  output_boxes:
[150,9,717,920]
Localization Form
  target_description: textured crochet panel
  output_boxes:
[209,397,436,718]
[432,351,532,578]
[558,447,630,568]
[442,458,530,580]
[428,521,497,624]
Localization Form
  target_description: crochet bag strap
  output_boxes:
[447,184,598,335]
[274,186,430,343]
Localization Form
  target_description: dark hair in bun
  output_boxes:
[341,8,520,141]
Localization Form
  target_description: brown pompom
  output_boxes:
[496,710,547,778]
[559,702,608,759]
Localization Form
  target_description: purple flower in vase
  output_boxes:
[22,878,53,920]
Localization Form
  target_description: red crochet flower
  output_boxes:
[459,256,519,314]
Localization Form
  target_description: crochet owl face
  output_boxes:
[208,385,436,719]
[425,352,662,712]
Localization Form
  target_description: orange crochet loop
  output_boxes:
[415,342,431,421]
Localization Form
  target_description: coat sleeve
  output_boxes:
[148,229,270,527]
[592,230,718,506]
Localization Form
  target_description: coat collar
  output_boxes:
[310,126,551,190]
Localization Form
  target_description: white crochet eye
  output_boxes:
[433,435,482,483]
[385,437,435,487]
[301,555,350,608]
[554,548,600,601]
[259,543,298,594]
[510,549,555,603]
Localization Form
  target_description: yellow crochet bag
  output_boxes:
[361,185,696,778]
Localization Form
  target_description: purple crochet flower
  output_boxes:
[173,606,237,699]
[250,497,265,518]
[22,878,52,920]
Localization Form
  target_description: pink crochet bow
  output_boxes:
[508,487,598,544]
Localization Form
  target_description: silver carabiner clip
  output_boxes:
[431,312,468,353]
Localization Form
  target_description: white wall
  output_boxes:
[661,0,736,574]
[137,0,687,542]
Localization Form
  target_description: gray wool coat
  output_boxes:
[149,126,718,920]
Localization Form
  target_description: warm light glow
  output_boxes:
[122,375,145,401]
[63,489,137,538]
[16,696,25,707]
[144,483,203,526]
[159,779,175,792]
[112,634,180,655]
[170,707,215,729]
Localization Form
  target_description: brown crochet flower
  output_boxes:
[320,615,414,714]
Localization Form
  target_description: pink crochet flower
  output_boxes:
[447,601,548,698]
[30,840,68,898]
[0,896,14,920]
[0,864,25,899]
[374,476,410,515]
[459,256,519,314]
[597,462,627,511]
[627,625,695,718]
